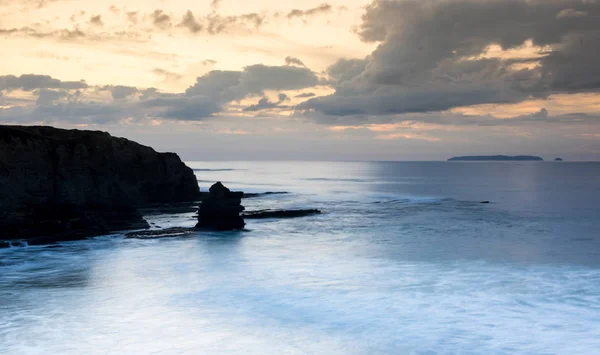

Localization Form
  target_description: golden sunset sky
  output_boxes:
[1,0,599,160]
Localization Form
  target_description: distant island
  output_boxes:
[554,157,564,161]
[448,155,544,161]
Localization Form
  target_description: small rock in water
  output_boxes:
[196,182,246,230]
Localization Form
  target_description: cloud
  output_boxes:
[109,5,120,15]
[201,59,217,66]
[295,92,316,98]
[287,4,333,19]
[0,0,61,9]
[0,63,320,123]
[285,56,306,67]
[176,10,265,34]
[557,9,588,18]
[0,74,88,91]
[90,15,103,27]
[210,0,221,10]
[0,100,129,125]
[0,24,146,43]
[105,85,138,100]
[2,71,597,130]
[127,11,138,24]
[0,27,86,40]
[179,10,203,33]
[205,12,264,34]
[298,0,600,120]
[142,96,222,120]
[243,93,289,112]
[244,98,279,112]
[0,62,321,124]
[151,9,172,30]
[152,68,183,81]
[186,64,319,102]
[35,89,67,105]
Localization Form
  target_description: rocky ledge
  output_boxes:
[243,209,321,219]
[0,125,200,244]
[194,182,321,231]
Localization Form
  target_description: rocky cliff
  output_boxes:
[0,125,200,244]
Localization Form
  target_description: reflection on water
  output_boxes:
[2,162,600,354]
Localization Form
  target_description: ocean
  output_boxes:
[1,161,600,354]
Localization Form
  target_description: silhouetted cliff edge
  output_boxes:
[0,125,200,245]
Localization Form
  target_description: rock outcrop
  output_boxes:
[0,125,200,243]
[196,182,246,230]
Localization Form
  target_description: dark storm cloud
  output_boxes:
[299,0,600,118]
[287,4,333,19]
[0,74,88,91]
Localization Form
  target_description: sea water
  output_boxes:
[1,161,600,354]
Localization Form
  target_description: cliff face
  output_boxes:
[0,125,200,243]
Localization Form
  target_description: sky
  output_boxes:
[1,0,599,161]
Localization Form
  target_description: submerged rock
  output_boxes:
[196,182,246,230]
[126,227,196,239]
[243,209,321,219]
[0,125,200,244]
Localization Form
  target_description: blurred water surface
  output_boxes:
[1,161,600,354]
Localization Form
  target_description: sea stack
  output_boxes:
[196,182,246,230]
